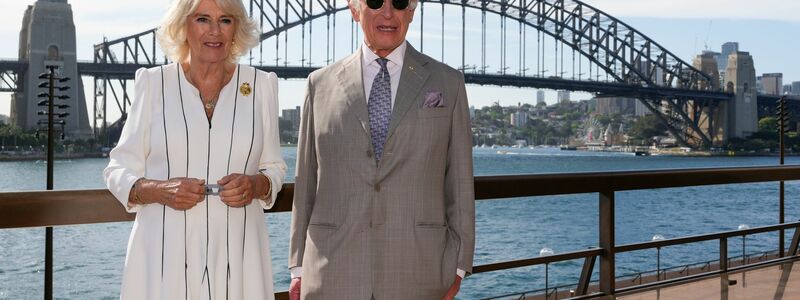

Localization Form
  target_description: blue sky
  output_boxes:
[0,0,798,120]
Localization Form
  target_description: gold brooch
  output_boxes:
[239,82,252,96]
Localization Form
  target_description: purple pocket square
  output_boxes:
[423,91,445,108]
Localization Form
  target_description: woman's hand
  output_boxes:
[218,173,268,207]
[135,177,206,210]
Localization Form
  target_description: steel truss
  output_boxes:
[88,0,727,147]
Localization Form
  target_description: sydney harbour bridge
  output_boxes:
[2,0,795,148]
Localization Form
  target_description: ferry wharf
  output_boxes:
[2,165,800,299]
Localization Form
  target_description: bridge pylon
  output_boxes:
[12,0,91,139]
[689,52,724,147]
[724,52,758,139]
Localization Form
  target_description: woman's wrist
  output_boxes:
[129,178,146,206]
[251,172,271,200]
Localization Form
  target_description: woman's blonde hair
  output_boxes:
[157,0,260,64]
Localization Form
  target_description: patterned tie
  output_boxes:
[368,58,392,161]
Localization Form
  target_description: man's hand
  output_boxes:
[289,277,302,300]
[442,276,462,300]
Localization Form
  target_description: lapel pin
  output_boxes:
[240,82,252,96]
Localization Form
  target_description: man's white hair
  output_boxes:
[349,0,418,11]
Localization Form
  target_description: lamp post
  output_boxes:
[37,65,70,300]
[540,247,554,299]
[738,224,750,266]
[652,234,665,281]
[776,94,788,257]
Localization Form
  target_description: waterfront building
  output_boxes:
[536,90,546,106]
[557,90,570,103]
[762,73,783,95]
[510,108,528,128]
[281,106,301,130]
[594,97,636,116]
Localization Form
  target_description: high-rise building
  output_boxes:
[756,76,764,94]
[717,42,739,72]
[281,106,301,130]
[761,73,783,95]
[792,81,800,96]
[557,91,570,103]
[784,84,793,95]
[716,42,739,82]
[634,100,650,117]
[536,90,546,106]
[594,97,636,115]
[510,110,528,128]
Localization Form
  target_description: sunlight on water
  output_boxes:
[2,147,798,299]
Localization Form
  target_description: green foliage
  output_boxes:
[628,115,667,142]
[758,117,778,133]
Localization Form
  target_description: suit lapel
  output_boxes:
[386,45,430,141]
[337,51,371,137]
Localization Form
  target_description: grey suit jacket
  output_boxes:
[290,44,475,300]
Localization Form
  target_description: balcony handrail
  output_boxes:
[3,165,799,229]
[617,221,800,253]
[3,164,800,299]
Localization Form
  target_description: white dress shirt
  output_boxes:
[291,41,466,280]
[361,41,406,108]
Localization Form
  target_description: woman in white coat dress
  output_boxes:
[103,0,286,299]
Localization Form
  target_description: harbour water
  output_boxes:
[1,147,799,299]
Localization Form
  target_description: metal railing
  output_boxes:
[2,165,800,299]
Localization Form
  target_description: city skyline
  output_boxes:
[1,0,799,120]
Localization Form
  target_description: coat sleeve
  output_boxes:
[256,71,287,210]
[103,67,153,213]
[288,78,318,269]
[444,72,476,275]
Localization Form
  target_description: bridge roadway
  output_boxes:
[1,59,738,102]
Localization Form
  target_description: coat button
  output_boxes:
[366,150,373,158]
[374,184,381,192]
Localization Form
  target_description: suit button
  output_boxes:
[374,185,381,192]
[366,150,373,158]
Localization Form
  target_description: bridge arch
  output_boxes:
[89,0,724,148]
[253,0,714,91]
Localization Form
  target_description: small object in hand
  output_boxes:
[205,184,222,195]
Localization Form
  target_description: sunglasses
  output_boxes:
[365,0,410,10]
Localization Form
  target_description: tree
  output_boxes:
[758,117,777,133]
[629,115,668,143]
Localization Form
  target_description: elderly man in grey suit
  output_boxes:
[288,0,474,298]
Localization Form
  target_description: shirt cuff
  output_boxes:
[290,266,303,279]
[457,268,466,279]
